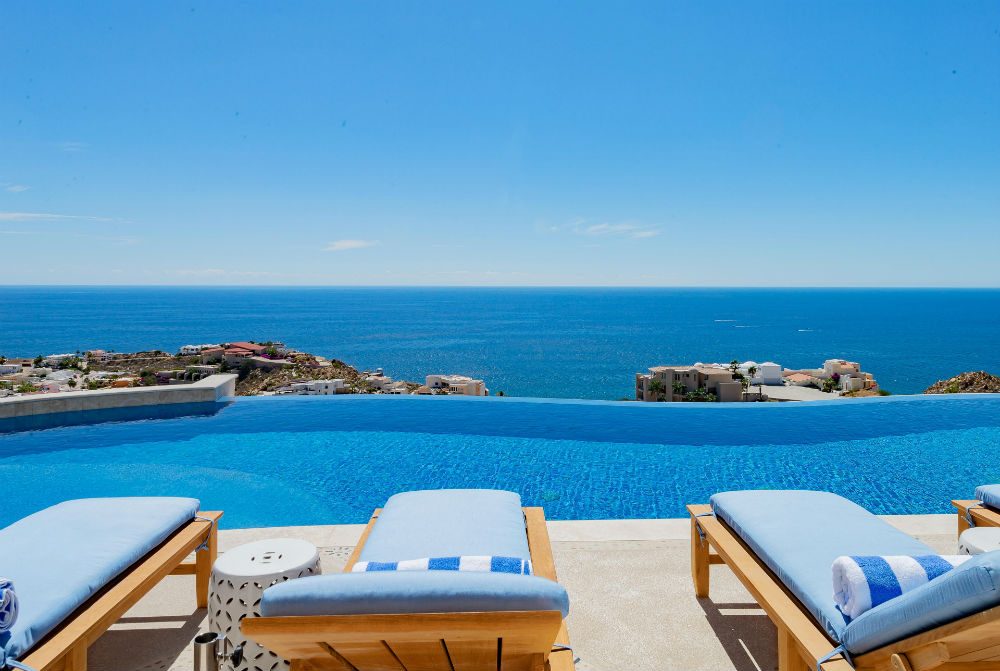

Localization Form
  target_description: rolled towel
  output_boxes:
[0,577,17,633]
[352,556,532,575]
[832,555,969,620]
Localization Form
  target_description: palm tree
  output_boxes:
[648,378,666,401]
[729,359,741,376]
[672,381,686,398]
[747,365,758,399]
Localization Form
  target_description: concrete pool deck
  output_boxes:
[88,514,957,671]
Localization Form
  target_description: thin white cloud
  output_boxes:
[56,141,88,152]
[325,239,380,252]
[542,218,662,240]
[576,221,661,239]
[0,229,139,246]
[2,184,30,193]
[0,211,115,222]
[175,269,286,278]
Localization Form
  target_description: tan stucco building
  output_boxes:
[635,365,743,402]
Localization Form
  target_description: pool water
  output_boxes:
[1,395,998,529]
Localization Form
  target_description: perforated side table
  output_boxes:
[209,538,321,671]
[959,527,1000,555]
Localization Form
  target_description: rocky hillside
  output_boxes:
[236,358,365,395]
[924,371,1000,394]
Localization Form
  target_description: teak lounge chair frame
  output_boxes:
[17,510,221,671]
[688,504,1000,671]
[242,507,574,671]
[954,499,1000,535]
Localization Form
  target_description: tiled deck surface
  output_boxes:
[89,515,957,671]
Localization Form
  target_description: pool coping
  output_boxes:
[214,514,956,548]
[0,373,237,419]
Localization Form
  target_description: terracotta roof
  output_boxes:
[786,373,816,382]
[228,341,265,352]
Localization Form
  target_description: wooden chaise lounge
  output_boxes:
[690,490,1000,671]
[954,485,1000,535]
[2,498,220,671]
[242,489,574,671]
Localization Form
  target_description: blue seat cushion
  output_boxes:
[260,571,569,618]
[710,490,934,643]
[977,484,1000,511]
[843,550,1000,654]
[0,497,200,664]
[360,490,530,562]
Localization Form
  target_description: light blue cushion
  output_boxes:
[976,484,1000,511]
[843,550,1000,654]
[0,497,200,664]
[360,489,530,562]
[262,489,568,618]
[710,490,934,643]
[261,571,569,617]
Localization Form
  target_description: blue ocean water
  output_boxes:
[1,395,999,528]
[1,287,999,399]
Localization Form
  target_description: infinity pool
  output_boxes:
[1,395,998,528]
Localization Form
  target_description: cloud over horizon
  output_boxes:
[325,239,380,252]
[548,219,662,240]
[0,212,114,223]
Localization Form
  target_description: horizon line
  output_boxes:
[1,284,1000,290]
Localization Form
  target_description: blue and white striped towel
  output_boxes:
[352,556,532,575]
[832,555,969,620]
[0,577,17,633]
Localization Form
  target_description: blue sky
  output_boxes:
[1,2,998,286]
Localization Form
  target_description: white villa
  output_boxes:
[180,344,221,356]
[360,371,412,394]
[782,358,878,393]
[286,379,346,395]
[425,374,489,396]
[738,360,783,386]
[42,353,77,367]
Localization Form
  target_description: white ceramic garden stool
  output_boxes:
[209,538,321,671]
[959,527,1000,556]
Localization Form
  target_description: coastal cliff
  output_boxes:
[924,371,1000,394]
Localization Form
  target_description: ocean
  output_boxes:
[1,287,998,399]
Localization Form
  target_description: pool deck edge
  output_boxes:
[215,513,956,549]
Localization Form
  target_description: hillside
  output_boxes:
[236,358,367,395]
[924,371,1000,394]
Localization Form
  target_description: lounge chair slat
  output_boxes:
[331,641,406,671]
[291,658,355,671]
[498,649,545,671]
[386,640,453,671]
[445,639,499,671]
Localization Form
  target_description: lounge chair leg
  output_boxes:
[64,643,87,671]
[195,517,218,608]
[958,510,971,538]
[691,515,710,597]
[890,653,914,671]
[777,627,806,671]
